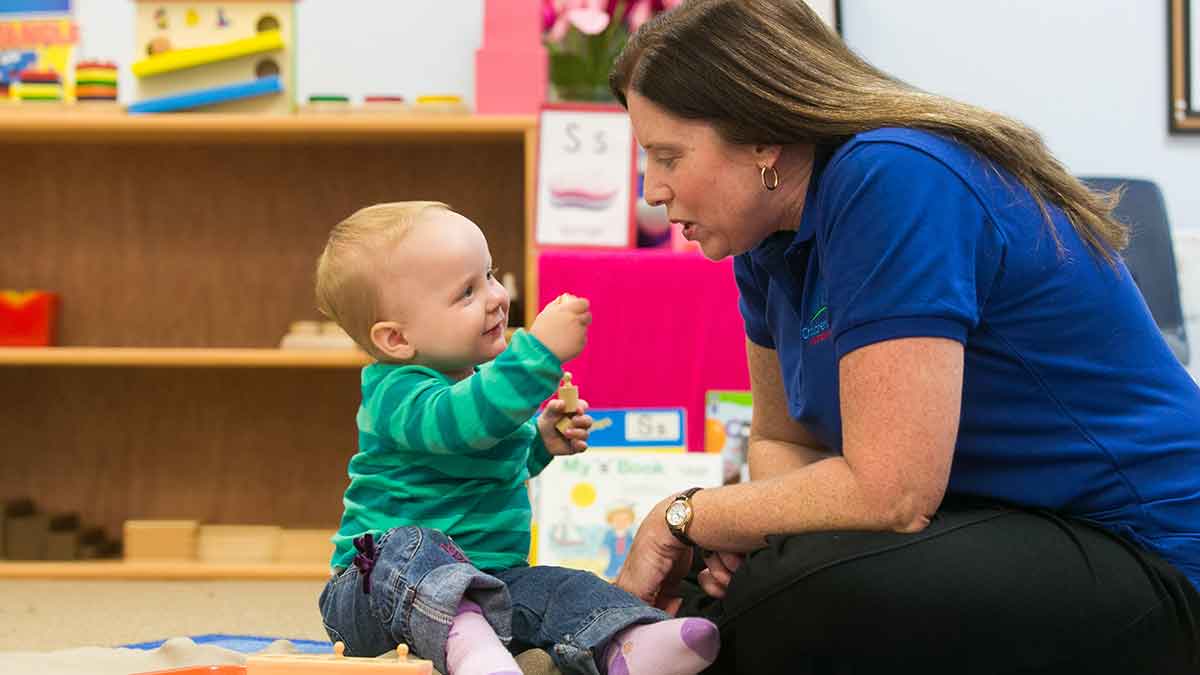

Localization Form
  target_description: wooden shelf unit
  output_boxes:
[0,560,329,580]
[0,111,536,143]
[0,347,370,368]
[0,113,541,557]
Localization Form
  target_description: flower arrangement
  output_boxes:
[542,0,684,102]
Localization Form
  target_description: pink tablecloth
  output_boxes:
[538,249,750,450]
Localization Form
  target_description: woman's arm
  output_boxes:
[688,336,963,551]
[617,336,962,604]
[744,339,833,479]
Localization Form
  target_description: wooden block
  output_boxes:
[247,641,432,674]
[197,525,281,563]
[44,513,80,561]
[4,499,48,560]
[555,371,580,435]
[277,529,335,564]
[123,519,198,561]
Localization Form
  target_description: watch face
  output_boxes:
[666,501,689,527]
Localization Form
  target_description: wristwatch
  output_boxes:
[665,487,703,546]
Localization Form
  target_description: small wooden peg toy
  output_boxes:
[555,372,580,435]
[244,640,432,674]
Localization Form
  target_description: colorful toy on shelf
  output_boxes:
[247,641,432,674]
[475,0,546,114]
[15,68,63,102]
[0,7,78,103]
[128,74,282,114]
[131,1,296,114]
[299,93,350,114]
[74,59,119,103]
[0,290,58,346]
[360,94,408,114]
[412,94,469,114]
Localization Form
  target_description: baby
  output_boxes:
[314,201,719,675]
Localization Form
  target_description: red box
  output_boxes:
[0,291,58,346]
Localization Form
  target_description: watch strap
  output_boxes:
[667,487,703,546]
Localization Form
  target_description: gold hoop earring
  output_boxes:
[761,165,780,191]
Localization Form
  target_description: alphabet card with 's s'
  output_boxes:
[535,104,637,248]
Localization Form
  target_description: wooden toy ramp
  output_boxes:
[133,29,285,78]
[128,74,283,114]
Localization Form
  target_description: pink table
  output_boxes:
[537,249,750,450]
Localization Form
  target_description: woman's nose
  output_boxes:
[643,170,671,207]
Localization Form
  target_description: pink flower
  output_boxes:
[626,0,654,33]
[625,0,685,34]
[546,0,612,44]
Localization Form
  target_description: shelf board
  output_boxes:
[0,110,535,143]
[0,561,330,580]
[0,330,518,367]
[0,347,371,368]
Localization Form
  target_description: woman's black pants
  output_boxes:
[679,496,1200,674]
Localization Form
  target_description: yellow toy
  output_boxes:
[246,641,433,674]
[131,1,297,114]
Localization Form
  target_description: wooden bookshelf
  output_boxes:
[0,347,370,368]
[0,111,536,143]
[0,561,329,580]
[0,113,541,558]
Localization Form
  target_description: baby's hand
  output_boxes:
[539,399,592,456]
[530,293,591,362]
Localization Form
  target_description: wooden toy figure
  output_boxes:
[555,372,580,435]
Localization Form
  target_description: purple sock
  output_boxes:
[444,599,520,675]
[604,618,719,675]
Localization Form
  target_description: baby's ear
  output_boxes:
[370,321,415,361]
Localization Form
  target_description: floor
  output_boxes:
[0,580,328,652]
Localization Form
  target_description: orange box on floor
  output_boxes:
[0,290,58,346]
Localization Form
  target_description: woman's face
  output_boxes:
[627,91,782,260]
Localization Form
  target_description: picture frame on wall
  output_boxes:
[808,0,841,34]
[535,103,638,249]
[1170,0,1200,133]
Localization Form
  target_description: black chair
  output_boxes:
[1079,177,1189,365]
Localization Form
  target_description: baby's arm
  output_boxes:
[379,330,561,454]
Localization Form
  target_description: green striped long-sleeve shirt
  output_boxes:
[331,330,562,572]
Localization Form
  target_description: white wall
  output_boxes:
[841,0,1200,230]
[72,0,483,106]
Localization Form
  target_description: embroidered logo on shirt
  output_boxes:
[801,284,832,346]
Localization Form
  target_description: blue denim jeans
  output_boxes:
[318,526,669,675]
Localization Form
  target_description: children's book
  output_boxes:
[705,390,752,483]
[530,448,722,579]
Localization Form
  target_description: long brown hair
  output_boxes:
[610,0,1128,262]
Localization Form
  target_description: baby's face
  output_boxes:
[378,211,510,378]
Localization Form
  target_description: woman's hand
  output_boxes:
[697,549,744,599]
[615,496,694,614]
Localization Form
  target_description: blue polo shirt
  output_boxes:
[734,128,1200,589]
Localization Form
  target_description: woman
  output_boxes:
[608,1,1200,673]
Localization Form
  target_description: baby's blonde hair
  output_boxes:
[315,201,450,358]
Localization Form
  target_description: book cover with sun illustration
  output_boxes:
[530,449,722,579]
